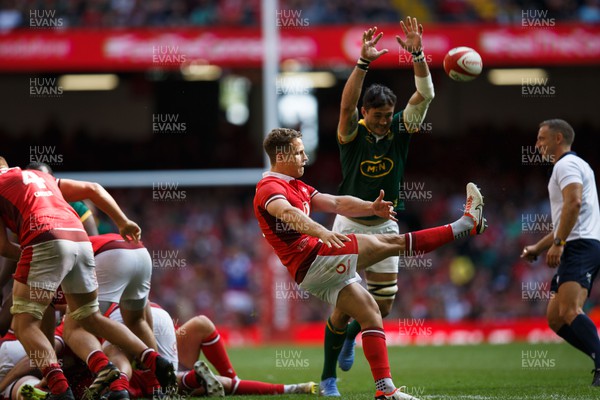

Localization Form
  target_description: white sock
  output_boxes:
[450,215,474,239]
[375,378,395,393]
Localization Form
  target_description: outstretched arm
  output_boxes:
[338,27,388,144]
[396,16,435,133]
[58,179,141,242]
[312,190,397,221]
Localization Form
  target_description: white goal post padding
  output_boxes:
[55,169,264,188]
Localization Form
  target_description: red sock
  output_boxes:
[43,364,69,395]
[87,350,109,374]
[139,348,159,372]
[109,373,129,392]
[234,380,283,395]
[181,370,202,391]
[202,330,237,379]
[404,226,454,255]
[361,328,391,381]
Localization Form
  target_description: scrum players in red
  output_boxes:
[253,129,486,400]
[100,303,317,398]
[90,233,156,352]
[0,157,176,400]
[1,304,317,400]
[58,233,158,400]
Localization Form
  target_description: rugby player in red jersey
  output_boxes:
[1,304,318,400]
[0,157,176,400]
[98,303,317,399]
[253,129,486,400]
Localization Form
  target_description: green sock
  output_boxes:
[321,318,347,381]
[346,320,362,342]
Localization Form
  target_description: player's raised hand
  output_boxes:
[396,16,423,54]
[318,230,350,249]
[361,26,388,62]
[119,219,142,242]
[372,190,398,221]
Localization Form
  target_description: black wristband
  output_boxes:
[356,57,370,71]
[411,50,425,63]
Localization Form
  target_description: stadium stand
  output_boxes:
[0,0,598,31]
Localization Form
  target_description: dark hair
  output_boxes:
[263,128,302,165]
[362,84,396,111]
[540,119,575,146]
[26,161,54,175]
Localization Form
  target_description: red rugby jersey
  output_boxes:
[89,232,145,255]
[253,172,322,283]
[0,167,86,246]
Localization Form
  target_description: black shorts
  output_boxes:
[550,238,600,296]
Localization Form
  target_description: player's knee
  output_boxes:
[69,299,100,321]
[557,306,580,325]
[329,309,351,328]
[546,310,560,331]
[361,297,382,320]
[358,310,383,329]
[192,315,215,334]
[10,297,46,320]
[329,315,349,330]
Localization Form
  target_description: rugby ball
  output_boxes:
[443,47,483,82]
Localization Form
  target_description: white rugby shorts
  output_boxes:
[332,215,399,274]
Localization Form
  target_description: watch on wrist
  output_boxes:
[553,238,566,246]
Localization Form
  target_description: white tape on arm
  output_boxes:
[403,74,435,133]
[415,74,435,100]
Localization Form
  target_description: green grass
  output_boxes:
[201,342,599,399]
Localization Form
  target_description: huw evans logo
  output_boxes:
[30,78,63,98]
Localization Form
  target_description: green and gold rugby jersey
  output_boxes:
[338,112,410,220]
[69,200,93,222]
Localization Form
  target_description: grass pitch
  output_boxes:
[206,342,597,399]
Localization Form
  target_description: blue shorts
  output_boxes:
[550,239,600,296]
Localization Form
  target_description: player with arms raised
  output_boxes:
[322,17,435,395]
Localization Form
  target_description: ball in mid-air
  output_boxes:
[443,47,483,82]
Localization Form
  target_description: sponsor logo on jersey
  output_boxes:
[360,158,394,178]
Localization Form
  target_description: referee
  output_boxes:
[522,119,600,386]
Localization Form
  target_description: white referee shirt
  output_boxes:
[548,152,600,241]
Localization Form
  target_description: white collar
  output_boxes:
[263,171,295,182]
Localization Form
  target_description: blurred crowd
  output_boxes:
[1,0,599,31]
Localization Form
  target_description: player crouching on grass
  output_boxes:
[2,304,318,400]
[98,303,318,398]
[253,128,486,400]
